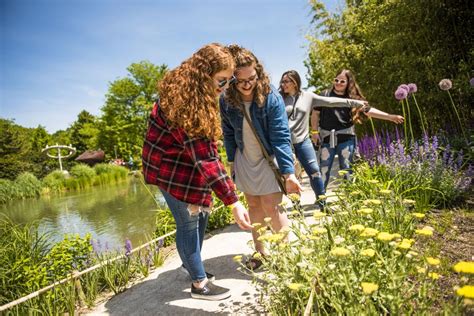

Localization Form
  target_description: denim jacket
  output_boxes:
[219,86,294,175]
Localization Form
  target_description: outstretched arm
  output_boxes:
[364,107,404,124]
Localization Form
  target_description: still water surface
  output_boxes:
[0,179,166,252]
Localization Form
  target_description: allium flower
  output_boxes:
[395,88,408,100]
[407,83,418,93]
[398,84,410,92]
[361,282,379,294]
[360,227,379,237]
[470,77,474,87]
[438,79,452,90]
[377,232,395,242]
[453,261,474,274]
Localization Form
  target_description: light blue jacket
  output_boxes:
[219,86,294,175]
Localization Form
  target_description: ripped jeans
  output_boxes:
[319,138,355,189]
[294,137,325,198]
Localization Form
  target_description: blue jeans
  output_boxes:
[160,189,209,282]
[294,137,325,198]
[319,138,355,189]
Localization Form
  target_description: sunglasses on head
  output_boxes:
[334,78,347,84]
[217,76,236,88]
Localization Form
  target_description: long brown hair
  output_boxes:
[224,44,270,108]
[158,43,234,140]
[279,70,302,98]
[331,69,367,124]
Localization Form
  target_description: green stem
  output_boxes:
[447,90,467,142]
[400,100,408,144]
[369,117,377,146]
[411,94,426,135]
[405,99,415,144]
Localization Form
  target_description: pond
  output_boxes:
[0,178,166,253]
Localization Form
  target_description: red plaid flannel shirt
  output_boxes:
[142,102,238,207]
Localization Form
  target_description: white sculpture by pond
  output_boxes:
[42,144,76,172]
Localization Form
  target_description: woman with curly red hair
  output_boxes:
[142,43,252,301]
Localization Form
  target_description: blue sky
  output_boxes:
[1,0,342,133]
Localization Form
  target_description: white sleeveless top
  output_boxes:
[233,102,281,195]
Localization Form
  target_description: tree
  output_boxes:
[306,0,473,136]
[69,110,99,154]
[0,119,33,179]
[98,61,168,161]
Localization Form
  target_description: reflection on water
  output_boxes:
[0,178,167,252]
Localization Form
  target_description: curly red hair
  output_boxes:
[158,43,234,140]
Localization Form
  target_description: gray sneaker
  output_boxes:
[191,281,231,301]
[180,265,215,282]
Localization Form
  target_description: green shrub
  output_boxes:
[70,164,96,180]
[43,170,67,193]
[15,172,42,199]
[0,179,20,203]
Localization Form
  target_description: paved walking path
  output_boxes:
[86,170,339,315]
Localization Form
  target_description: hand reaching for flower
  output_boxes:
[389,114,404,124]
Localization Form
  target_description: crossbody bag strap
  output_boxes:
[238,103,287,195]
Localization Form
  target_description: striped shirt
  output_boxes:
[142,102,238,207]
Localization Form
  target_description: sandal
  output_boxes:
[245,253,265,271]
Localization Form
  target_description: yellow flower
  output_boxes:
[287,283,305,291]
[408,251,419,256]
[402,199,416,205]
[350,190,362,196]
[318,195,327,200]
[456,285,474,299]
[360,227,379,237]
[415,228,433,236]
[279,201,289,208]
[361,249,376,257]
[412,213,425,219]
[289,210,300,216]
[338,170,349,176]
[397,239,414,250]
[361,282,379,294]
[358,208,374,215]
[301,247,314,256]
[363,199,382,205]
[367,179,379,184]
[349,224,365,232]
[288,193,300,202]
[428,272,441,280]
[313,227,327,235]
[338,211,349,216]
[417,266,426,274]
[233,255,243,262]
[380,189,392,195]
[392,233,402,239]
[377,232,395,242]
[313,211,327,219]
[251,222,262,228]
[426,257,441,266]
[454,261,474,274]
[264,217,272,223]
[330,247,351,257]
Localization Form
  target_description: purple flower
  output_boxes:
[125,239,132,256]
[398,84,410,92]
[470,78,474,87]
[438,79,452,91]
[395,88,408,100]
[407,83,417,93]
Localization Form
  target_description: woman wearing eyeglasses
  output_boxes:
[142,43,252,301]
[219,45,302,270]
[312,69,404,189]
[279,70,368,208]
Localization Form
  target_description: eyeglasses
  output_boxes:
[280,80,293,85]
[235,74,258,86]
[217,76,236,88]
[334,78,347,84]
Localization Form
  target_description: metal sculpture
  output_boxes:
[42,144,76,172]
